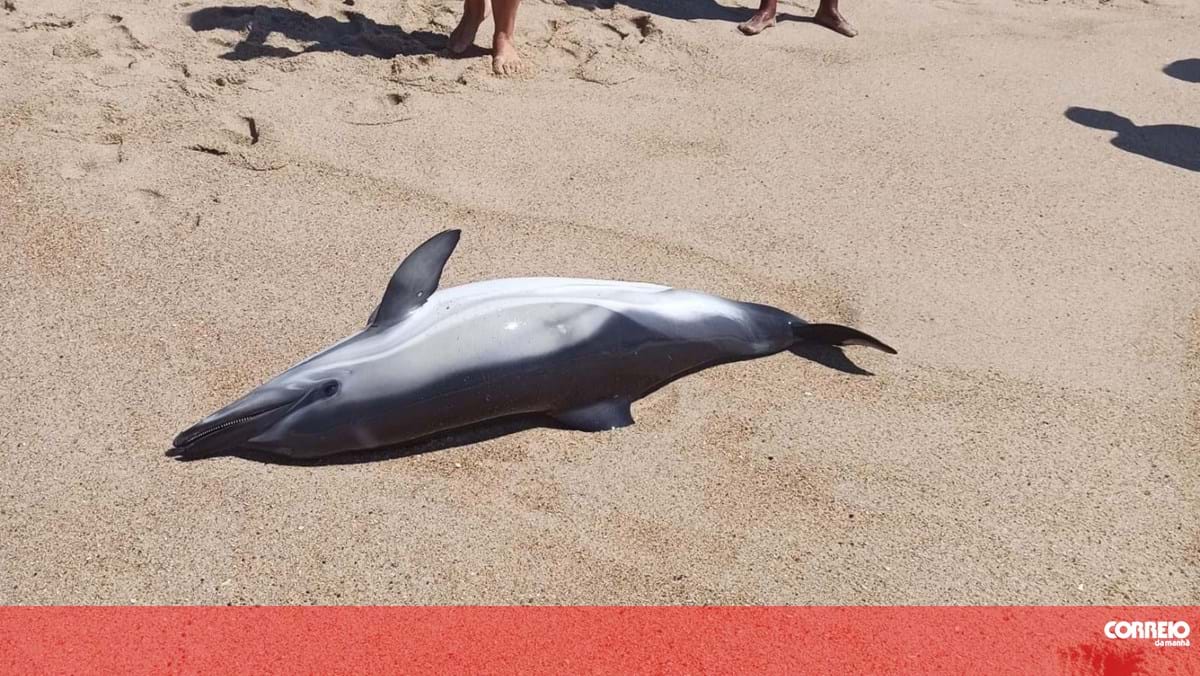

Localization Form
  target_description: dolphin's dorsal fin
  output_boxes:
[368,229,461,328]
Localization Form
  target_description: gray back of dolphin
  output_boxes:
[171,230,895,460]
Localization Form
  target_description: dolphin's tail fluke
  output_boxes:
[792,323,897,354]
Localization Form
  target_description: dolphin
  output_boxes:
[170,230,896,460]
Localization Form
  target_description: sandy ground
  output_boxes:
[1,0,1198,605]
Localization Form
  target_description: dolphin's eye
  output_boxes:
[323,382,340,397]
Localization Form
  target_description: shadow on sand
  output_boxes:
[1163,58,1200,83]
[187,5,453,60]
[1065,106,1200,173]
[172,345,873,465]
[562,0,826,30]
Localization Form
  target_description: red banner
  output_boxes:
[1,607,1196,674]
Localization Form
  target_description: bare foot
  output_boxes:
[492,33,523,75]
[738,10,776,35]
[813,7,857,37]
[448,0,489,55]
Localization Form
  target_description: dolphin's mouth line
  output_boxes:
[172,401,291,450]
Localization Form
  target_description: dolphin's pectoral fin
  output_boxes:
[369,229,461,328]
[550,399,635,432]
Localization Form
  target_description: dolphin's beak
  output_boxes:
[169,386,303,458]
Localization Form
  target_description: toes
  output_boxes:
[737,15,774,35]
[492,55,524,76]
[815,13,856,37]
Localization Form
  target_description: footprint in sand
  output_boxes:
[57,140,124,180]
[540,12,664,85]
[19,14,74,30]
[332,92,414,126]
[45,13,156,85]
[49,14,146,59]
[51,38,101,60]
[125,188,211,235]
[188,113,286,171]
[58,163,92,180]
[202,113,259,148]
[387,54,473,93]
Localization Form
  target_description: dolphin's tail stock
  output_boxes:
[791,323,897,355]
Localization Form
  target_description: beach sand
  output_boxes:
[1,0,1197,604]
